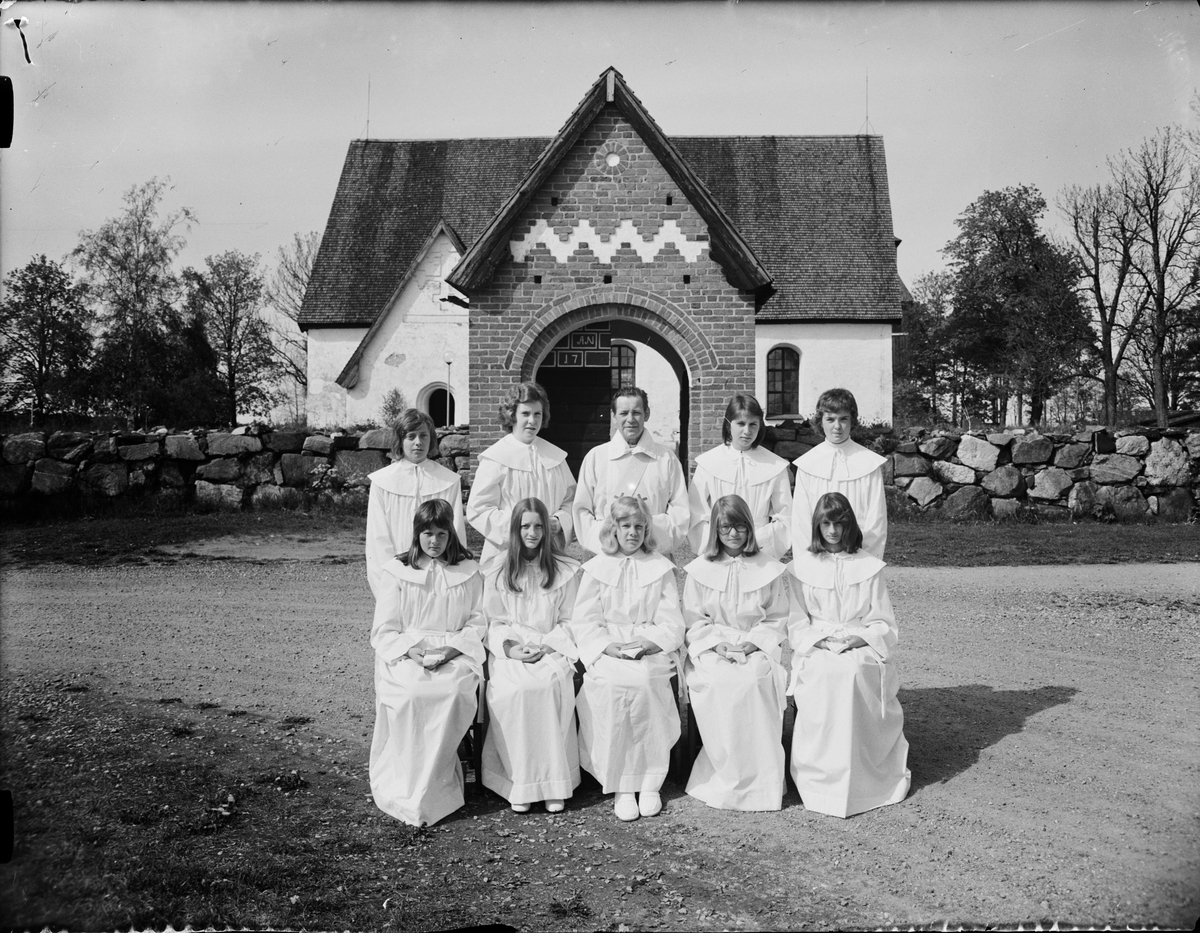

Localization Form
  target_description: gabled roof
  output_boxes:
[335,220,465,389]
[446,67,772,294]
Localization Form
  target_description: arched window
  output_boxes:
[611,343,636,391]
[427,388,455,428]
[767,346,800,417]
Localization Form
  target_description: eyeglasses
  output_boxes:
[718,524,748,535]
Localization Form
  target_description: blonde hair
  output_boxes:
[597,496,658,556]
[700,495,761,560]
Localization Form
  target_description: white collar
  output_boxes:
[479,433,568,472]
[607,432,663,461]
[684,551,786,591]
[582,550,675,588]
[793,439,886,480]
[382,557,480,587]
[695,443,788,484]
[368,458,459,496]
[787,550,885,588]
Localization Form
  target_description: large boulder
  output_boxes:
[119,442,160,461]
[165,434,205,461]
[279,453,322,487]
[1115,434,1150,456]
[81,462,129,497]
[986,432,1014,447]
[892,453,931,477]
[302,435,333,456]
[918,436,958,459]
[242,452,277,486]
[1090,454,1142,484]
[931,460,976,486]
[31,458,75,495]
[991,498,1026,521]
[438,433,471,457]
[265,431,307,453]
[1186,432,1200,461]
[91,436,120,462]
[1109,485,1149,522]
[982,465,1025,498]
[1029,467,1073,501]
[359,428,397,451]
[1011,434,1054,465]
[3,432,46,464]
[1144,438,1191,486]
[47,431,93,463]
[956,434,1001,472]
[0,462,32,497]
[196,458,242,484]
[194,480,243,511]
[1068,480,1100,519]
[1155,487,1194,523]
[334,449,388,487]
[1054,443,1090,470]
[905,476,943,507]
[205,433,262,456]
[943,485,990,519]
[331,434,360,451]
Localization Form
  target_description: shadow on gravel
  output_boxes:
[900,684,1078,790]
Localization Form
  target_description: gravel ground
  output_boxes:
[2,548,1198,928]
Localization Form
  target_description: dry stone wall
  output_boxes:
[0,425,472,514]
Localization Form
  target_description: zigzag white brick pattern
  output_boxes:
[509,219,708,264]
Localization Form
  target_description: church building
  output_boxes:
[299,67,905,475]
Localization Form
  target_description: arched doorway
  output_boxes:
[533,319,689,476]
[427,388,455,428]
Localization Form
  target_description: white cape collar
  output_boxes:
[582,550,675,588]
[793,439,886,481]
[788,550,885,588]
[368,458,460,496]
[383,557,480,587]
[684,551,786,591]
[695,444,789,484]
[479,433,568,472]
[607,433,666,461]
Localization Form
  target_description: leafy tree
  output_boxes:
[0,255,93,418]
[265,231,319,422]
[894,271,951,424]
[185,250,281,425]
[72,178,197,427]
[942,185,1091,424]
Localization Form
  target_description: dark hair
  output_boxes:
[389,408,440,461]
[811,388,859,434]
[720,394,766,448]
[500,497,566,593]
[498,382,551,431]
[809,492,864,555]
[402,499,472,566]
[610,386,650,415]
[700,494,761,560]
[597,495,658,556]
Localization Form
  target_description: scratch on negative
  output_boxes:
[1014,19,1086,52]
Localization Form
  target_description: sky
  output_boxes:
[0,0,1195,295]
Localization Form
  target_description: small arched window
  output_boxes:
[428,388,455,428]
[767,346,800,417]
[611,343,636,391]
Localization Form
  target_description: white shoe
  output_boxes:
[614,793,640,821]
[638,791,662,817]
[545,799,565,813]
[510,802,531,813]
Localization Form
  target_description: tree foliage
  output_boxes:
[0,255,94,418]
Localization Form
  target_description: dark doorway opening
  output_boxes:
[429,388,455,428]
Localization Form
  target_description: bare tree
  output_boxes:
[264,231,319,421]
[1058,183,1147,424]
[1115,126,1200,426]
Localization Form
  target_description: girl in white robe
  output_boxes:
[683,495,790,811]
[571,496,684,822]
[787,491,910,818]
[369,499,485,827]
[482,496,582,812]
[791,388,888,559]
[366,408,467,599]
[689,394,792,560]
[468,382,576,570]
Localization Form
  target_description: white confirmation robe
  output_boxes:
[682,551,790,811]
[791,440,888,559]
[467,434,576,569]
[787,550,910,818]
[369,557,485,827]
[366,459,467,598]
[688,444,793,560]
[571,550,684,794]
[482,557,582,804]
[573,432,689,555]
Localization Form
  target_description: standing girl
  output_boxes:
[369,499,484,827]
[572,496,684,822]
[688,394,792,560]
[468,382,576,570]
[482,497,582,813]
[791,388,887,559]
[787,492,910,818]
[366,408,467,600]
[682,495,790,811]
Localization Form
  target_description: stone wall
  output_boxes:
[769,422,1199,523]
[0,425,472,514]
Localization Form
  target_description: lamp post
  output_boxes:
[443,352,454,427]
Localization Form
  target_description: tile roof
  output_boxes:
[300,133,902,328]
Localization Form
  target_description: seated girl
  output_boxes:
[369,499,484,827]
[682,494,790,811]
[482,497,582,814]
[571,496,684,822]
[787,492,910,818]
